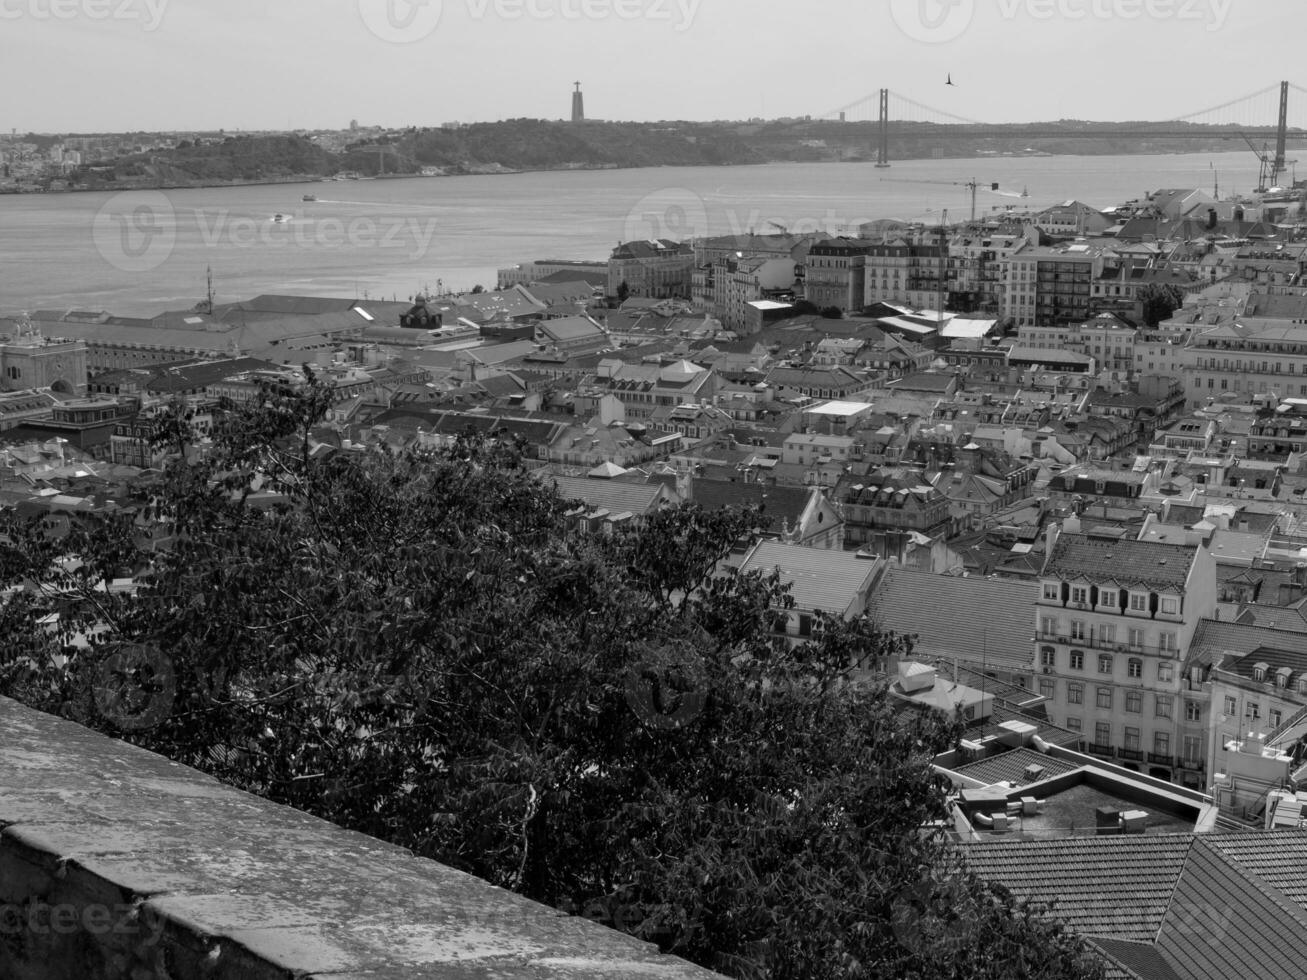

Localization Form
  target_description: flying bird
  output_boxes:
[946,74,955,86]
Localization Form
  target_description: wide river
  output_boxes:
[0,150,1280,318]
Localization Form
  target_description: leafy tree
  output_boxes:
[617,279,631,304]
[820,305,844,319]
[0,378,1104,980]
[791,299,820,316]
[1138,282,1186,328]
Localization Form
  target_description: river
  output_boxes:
[0,150,1278,317]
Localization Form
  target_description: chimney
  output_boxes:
[1207,208,1217,230]
[675,467,693,502]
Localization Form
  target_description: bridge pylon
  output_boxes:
[876,89,890,168]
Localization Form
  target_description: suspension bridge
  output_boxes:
[818,81,1307,182]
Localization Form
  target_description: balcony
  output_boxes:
[1087,743,1115,758]
[1119,748,1144,762]
[1147,752,1175,767]
[1176,757,1205,772]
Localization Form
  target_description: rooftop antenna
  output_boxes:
[204,265,215,315]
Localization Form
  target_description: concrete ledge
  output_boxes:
[0,696,722,979]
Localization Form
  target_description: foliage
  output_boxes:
[820,306,844,319]
[0,379,1104,980]
[1138,281,1187,328]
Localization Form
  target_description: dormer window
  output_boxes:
[1253,662,1270,683]
[1043,583,1059,600]
[1071,587,1088,604]
[1276,667,1292,688]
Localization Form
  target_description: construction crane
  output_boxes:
[1241,133,1280,193]
[880,177,1025,223]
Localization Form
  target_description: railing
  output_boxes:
[1147,752,1175,767]
[1119,748,1144,762]
[1088,743,1115,757]
[1176,757,1205,771]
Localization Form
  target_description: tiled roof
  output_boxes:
[1187,618,1307,670]
[867,568,1035,671]
[737,540,880,615]
[1200,828,1307,909]
[543,474,670,516]
[1155,836,1307,980]
[950,746,1083,787]
[1043,533,1196,591]
[962,834,1195,941]
[1088,939,1184,980]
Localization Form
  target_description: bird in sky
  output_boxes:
[946,74,955,86]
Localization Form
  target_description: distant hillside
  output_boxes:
[56,118,1304,191]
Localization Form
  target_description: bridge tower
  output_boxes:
[1274,80,1289,186]
[875,89,890,168]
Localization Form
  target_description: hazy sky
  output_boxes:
[3,0,1304,132]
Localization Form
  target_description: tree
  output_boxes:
[1138,282,1186,328]
[820,305,844,319]
[617,279,630,304]
[791,299,819,316]
[0,380,1105,980]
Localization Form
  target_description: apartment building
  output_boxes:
[1033,522,1218,786]
[863,240,950,310]
[1000,241,1112,328]
[803,238,873,313]
[1185,317,1307,410]
[608,240,695,300]
[947,231,1023,313]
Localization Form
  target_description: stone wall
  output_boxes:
[0,696,722,979]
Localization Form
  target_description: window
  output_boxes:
[1097,686,1113,709]
[1185,700,1201,722]
[1068,682,1084,705]
[1159,633,1177,654]
[1127,658,1142,678]
[1124,727,1141,751]
[1041,616,1058,636]
[1160,597,1178,614]
[1070,650,1085,670]
[1224,696,1237,715]
[1099,593,1116,610]
[1040,648,1056,667]
[1128,628,1144,649]
[1271,709,1283,728]
[1126,691,1142,713]
[1130,593,1147,611]
[1100,624,1116,644]
[1071,621,1087,641]
[1246,702,1260,720]
[1158,662,1174,683]
[1098,654,1113,674]
[1067,717,1082,732]
[1183,735,1202,764]
[1039,679,1055,699]
[1154,732,1171,756]
[1096,722,1111,746]
[1156,695,1173,719]
[1043,583,1059,600]
[1071,587,1088,604]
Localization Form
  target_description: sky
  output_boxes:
[2,0,1305,132]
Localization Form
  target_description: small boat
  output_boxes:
[271,213,290,223]
[302,194,317,202]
